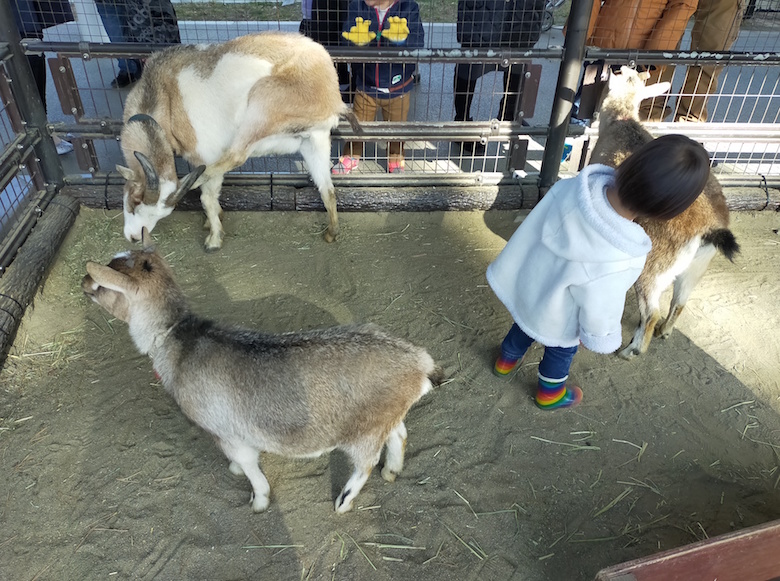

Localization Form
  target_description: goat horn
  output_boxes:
[127,113,160,128]
[134,151,159,194]
[166,165,206,208]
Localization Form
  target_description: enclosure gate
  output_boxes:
[1,0,779,361]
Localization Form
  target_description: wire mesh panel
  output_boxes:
[0,58,43,246]
[578,0,780,183]
[1,0,779,198]
[30,0,558,183]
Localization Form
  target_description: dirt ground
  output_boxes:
[2,206,780,581]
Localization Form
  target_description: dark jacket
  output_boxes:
[13,0,74,39]
[457,0,544,49]
[302,0,349,46]
[341,0,425,97]
[125,0,181,44]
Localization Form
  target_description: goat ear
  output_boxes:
[166,165,207,208]
[116,165,135,182]
[640,81,672,101]
[86,262,139,295]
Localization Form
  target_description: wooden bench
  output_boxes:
[596,519,780,581]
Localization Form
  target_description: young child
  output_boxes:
[333,0,424,174]
[486,134,711,410]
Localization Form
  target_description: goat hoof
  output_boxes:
[204,231,224,251]
[251,492,270,512]
[618,347,638,360]
[323,229,337,243]
[334,491,354,514]
[380,467,398,483]
[228,461,244,476]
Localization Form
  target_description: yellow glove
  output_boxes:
[382,16,410,43]
[342,17,376,46]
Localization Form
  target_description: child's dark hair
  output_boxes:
[615,134,711,220]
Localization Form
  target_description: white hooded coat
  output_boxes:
[486,164,652,354]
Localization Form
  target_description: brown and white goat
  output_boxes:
[117,32,359,251]
[82,234,440,513]
[589,66,739,359]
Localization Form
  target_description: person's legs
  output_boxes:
[333,90,375,174]
[497,64,525,121]
[95,0,141,81]
[453,64,485,154]
[676,0,744,121]
[453,63,479,122]
[639,64,676,121]
[379,92,411,172]
[494,323,535,377]
[536,345,582,410]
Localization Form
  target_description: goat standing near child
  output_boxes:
[588,66,739,359]
[82,232,442,513]
[118,32,359,251]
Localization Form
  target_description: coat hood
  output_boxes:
[541,165,651,263]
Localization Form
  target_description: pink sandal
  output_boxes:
[388,160,405,174]
[332,156,360,175]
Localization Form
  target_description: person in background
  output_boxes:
[453,0,544,154]
[645,0,745,122]
[12,0,75,154]
[574,0,698,122]
[95,0,180,88]
[486,135,710,410]
[300,0,353,101]
[333,0,424,175]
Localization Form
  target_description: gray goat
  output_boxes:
[82,234,441,513]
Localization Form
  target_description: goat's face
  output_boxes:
[82,232,179,323]
[82,252,135,322]
[605,66,672,115]
[117,154,205,243]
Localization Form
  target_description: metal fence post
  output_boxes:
[0,0,64,188]
[539,0,593,189]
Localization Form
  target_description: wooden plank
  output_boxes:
[63,184,541,212]
[62,183,777,213]
[596,519,780,581]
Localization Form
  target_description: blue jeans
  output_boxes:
[94,0,141,75]
[500,323,578,381]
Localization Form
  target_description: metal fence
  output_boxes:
[1,0,779,264]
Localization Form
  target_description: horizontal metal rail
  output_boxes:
[24,40,778,67]
[51,120,552,141]
[0,132,39,193]
[21,40,564,64]
[64,170,532,188]
[587,122,780,141]
[585,48,780,67]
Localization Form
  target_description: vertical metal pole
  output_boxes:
[0,0,64,187]
[539,0,593,189]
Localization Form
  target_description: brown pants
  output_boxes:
[641,0,745,121]
[343,91,411,162]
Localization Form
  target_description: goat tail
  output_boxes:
[703,228,740,262]
[341,107,363,135]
